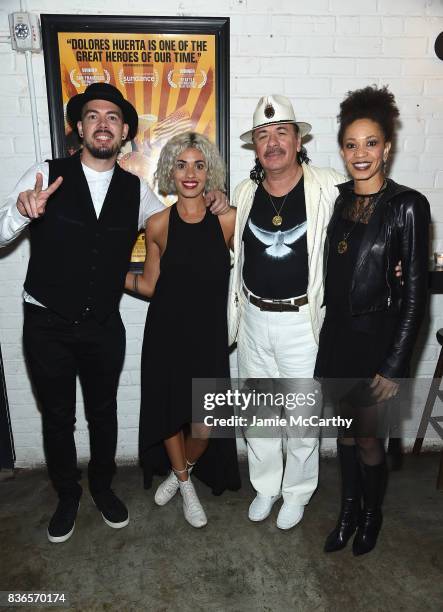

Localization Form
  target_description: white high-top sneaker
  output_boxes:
[154,471,180,506]
[154,462,195,507]
[179,477,207,528]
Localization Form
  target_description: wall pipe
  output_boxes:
[17,0,41,162]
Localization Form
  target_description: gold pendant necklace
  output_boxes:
[337,180,387,255]
[266,168,301,226]
[337,239,348,254]
[268,192,289,226]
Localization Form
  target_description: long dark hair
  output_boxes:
[249,124,310,184]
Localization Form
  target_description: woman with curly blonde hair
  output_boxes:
[126,132,240,528]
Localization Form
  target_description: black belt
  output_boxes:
[243,287,308,312]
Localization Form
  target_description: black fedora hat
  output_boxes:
[66,83,138,141]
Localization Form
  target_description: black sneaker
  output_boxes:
[92,490,129,528]
[47,497,80,543]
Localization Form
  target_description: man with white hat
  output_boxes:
[228,94,345,529]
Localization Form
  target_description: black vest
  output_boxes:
[24,153,140,321]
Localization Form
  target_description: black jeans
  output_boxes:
[23,304,126,499]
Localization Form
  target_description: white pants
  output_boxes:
[237,298,319,505]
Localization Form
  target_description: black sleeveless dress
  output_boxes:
[139,204,241,495]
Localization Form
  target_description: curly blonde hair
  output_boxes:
[155,132,226,195]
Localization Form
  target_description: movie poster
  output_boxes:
[42,16,229,264]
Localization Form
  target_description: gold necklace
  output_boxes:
[268,191,290,226]
[265,167,302,226]
[337,180,387,254]
[266,169,301,226]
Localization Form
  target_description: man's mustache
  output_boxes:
[264,147,285,157]
[93,129,113,138]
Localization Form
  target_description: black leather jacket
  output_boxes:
[323,178,431,379]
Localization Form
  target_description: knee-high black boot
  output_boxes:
[324,443,361,553]
[352,461,387,556]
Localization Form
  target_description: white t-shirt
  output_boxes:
[0,160,166,307]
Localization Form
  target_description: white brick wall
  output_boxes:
[0,0,442,466]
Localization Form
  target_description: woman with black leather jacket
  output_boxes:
[315,85,430,556]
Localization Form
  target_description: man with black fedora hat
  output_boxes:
[0,82,228,543]
[228,94,345,530]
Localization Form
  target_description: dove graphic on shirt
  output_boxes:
[248,218,307,259]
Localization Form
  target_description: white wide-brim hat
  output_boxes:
[240,94,312,143]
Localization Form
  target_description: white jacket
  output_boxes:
[228,163,346,346]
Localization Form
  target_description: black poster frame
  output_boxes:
[0,344,15,470]
[40,14,230,188]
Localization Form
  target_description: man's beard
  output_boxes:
[83,131,121,159]
[84,140,120,159]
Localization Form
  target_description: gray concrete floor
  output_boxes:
[0,454,442,612]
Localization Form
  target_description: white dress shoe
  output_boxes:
[154,471,180,506]
[179,478,207,528]
[248,493,281,522]
[276,502,304,530]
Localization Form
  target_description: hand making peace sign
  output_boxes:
[16,172,63,219]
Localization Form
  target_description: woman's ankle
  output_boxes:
[172,466,189,482]
[186,458,196,473]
